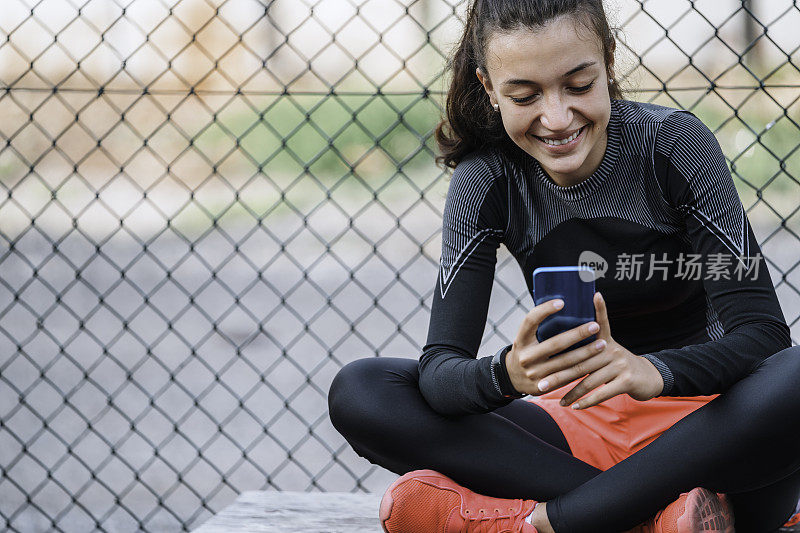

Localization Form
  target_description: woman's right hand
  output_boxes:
[506,298,607,397]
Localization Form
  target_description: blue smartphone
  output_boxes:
[532,266,597,357]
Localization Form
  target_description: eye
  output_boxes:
[509,94,538,104]
[508,81,595,104]
[570,81,595,93]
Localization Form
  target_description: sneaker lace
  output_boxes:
[460,503,521,533]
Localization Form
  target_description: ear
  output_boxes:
[475,67,494,101]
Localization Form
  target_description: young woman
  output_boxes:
[328,1,800,531]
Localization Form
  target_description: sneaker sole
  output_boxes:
[676,488,735,533]
[379,469,442,532]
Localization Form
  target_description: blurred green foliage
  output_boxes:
[194,91,798,194]
[2,91,796,229]
[199,93,443,184]
[636,87,800,205]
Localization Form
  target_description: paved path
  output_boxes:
[2,216,798,531]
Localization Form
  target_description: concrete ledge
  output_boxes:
[194,491,800,532]
[193,491,383,532]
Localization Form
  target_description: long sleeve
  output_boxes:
[644,110,791,396]
[418,152,513,416]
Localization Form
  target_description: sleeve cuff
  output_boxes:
[642,354,674,396]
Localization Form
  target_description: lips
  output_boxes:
[533,125,587,151]
[535,126,584,144]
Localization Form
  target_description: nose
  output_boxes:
[539,93,573,132]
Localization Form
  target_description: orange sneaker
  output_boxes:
[379,469,538,533]
[632,488,734,533]
[783,511,800,529]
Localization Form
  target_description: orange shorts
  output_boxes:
[526,379,719,471]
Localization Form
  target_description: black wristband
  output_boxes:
[490,345,524,399]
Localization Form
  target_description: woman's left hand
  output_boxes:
[546,292,665,410]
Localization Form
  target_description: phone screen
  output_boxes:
[532,266,597,356]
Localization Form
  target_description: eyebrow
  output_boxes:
[500,61,597,87]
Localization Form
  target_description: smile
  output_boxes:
[534,126,586,148]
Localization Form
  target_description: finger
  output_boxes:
[568,378,627,410]
[535,338,608,392]
[514,298,565,348]
[594,292,612,340]
[559,364,617,407]
[537,319,600,360]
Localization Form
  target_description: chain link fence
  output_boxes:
[1,0,798,531]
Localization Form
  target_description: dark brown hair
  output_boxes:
[435,0,624,169]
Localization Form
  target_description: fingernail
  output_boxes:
[553,300,564,309]
[595,340,606,350]
[538,380,549,392]
[588,322,600,333]
[572,403,580,410]
[598,292,604,302]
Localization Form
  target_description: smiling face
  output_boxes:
[476,15,612,187]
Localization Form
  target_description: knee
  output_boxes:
[758,345,800,376]
[753,344,800,407]
[777,344,800,362]
[328,357,406,439]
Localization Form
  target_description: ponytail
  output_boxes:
[434,1,508,169]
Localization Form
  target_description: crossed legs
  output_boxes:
[328,345,800,532]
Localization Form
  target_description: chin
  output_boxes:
[530,152,588,184]
[532,146,586,170]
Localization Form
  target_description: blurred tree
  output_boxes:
[741,0,764,75]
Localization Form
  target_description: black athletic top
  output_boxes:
[419,98,791,416]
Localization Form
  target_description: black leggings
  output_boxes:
[328,345,800,533]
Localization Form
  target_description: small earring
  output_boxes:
[492,103,499,112]
[608,77,615,85]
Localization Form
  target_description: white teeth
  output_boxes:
[539,127,582,146]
